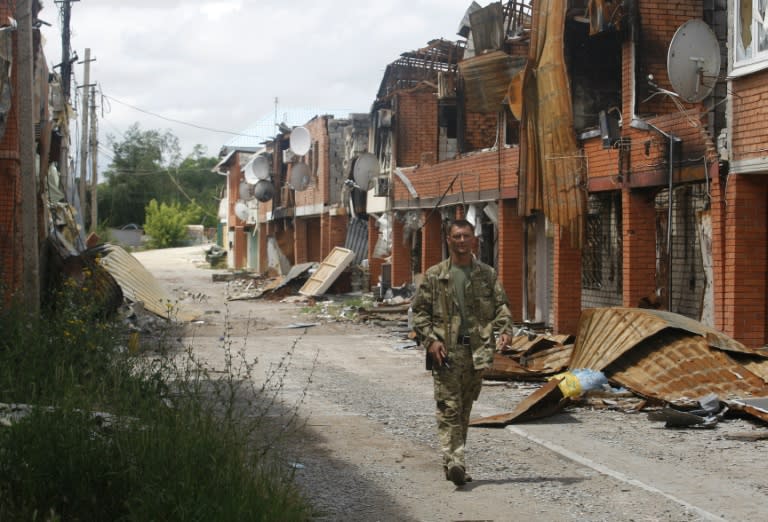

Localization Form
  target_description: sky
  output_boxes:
[40,0,477,168]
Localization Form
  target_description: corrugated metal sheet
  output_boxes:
[571,307,768,406]
[344,216,368,265]
[459,51,526,113]
[469,378,569,426]
[607,330,768,403]
[95,244,194,320]
[570,307,751,370]
[518,0,586,246]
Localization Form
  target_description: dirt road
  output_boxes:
[133,246,768,522]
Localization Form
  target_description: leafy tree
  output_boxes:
[143,199,190,248]
[97,124,223,228]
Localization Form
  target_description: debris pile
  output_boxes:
[473,307,768,430]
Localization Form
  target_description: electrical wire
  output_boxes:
[102,94,261,138]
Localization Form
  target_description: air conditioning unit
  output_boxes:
[374,176,389,197]
[282,149,297,163]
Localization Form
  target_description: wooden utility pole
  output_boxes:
[56,0,78,185]
[78,48,92,231]
[18,0,40,313]
[89,86,98,233]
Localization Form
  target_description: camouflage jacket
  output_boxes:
[411,257,513,370]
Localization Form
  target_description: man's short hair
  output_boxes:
[448,218,474,232]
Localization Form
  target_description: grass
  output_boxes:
[0,276,313,521]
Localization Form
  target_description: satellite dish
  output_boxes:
[290,163,311,191]
[352,152,379,190]
[289,126,311,156]
[244,155,271,184]
[667,20,721,103]
[234,201,249,221]
[253,180,275,202]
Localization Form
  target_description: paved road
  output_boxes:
[134,246,768,522]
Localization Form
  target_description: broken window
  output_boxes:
[565,12,622,132]
[734,0,768,70]
[438,102,458,160]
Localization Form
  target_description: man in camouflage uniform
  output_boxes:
[411,219,513,486]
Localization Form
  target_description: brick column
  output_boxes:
[497,199,523,323]
[294,218,308,264]
[391,217,412,287]
[622,188,657,308]
[552,224,582,334]
[421,210,443,272]
[258,222,268,274]
[722,175,767,347]
[327,212,348,251]
[709,162,726,331]
[234,226,247,269]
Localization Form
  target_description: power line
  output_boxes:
[102,94,261,138]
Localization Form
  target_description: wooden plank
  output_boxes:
[298,247,355,296]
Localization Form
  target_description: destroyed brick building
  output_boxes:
[215,0,766,349]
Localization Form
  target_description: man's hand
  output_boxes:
[496,332,512,351]
[428,340,448,367]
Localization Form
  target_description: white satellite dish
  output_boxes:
[289,126,311,156]
[234,201,249,221]
[290,163,311,191]
[667,20,721,103]
[253,180,275,202]
[352,152,379,190]
[244,155,271,184]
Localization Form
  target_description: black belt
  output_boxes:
[457,335,471,345]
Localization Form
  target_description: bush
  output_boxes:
[143,199,190,249]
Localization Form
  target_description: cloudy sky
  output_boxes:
[41,0,476,164]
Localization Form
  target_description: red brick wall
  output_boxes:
[464,111,498,151]
[391,218,411,286]
[636,1,703,117]
[294,218,308,264]
[709,162,726,332]
[0,162,21,304]
[622,188,657,307]
[293,117,328,207]
[730,70,768,165]
[552,224,582,334]
[393,147,519,203]
[421,210,443,272]
[320,211,348,259]
[233,226,247,269]
[498,199,523,323]
[258,223,268,273]
[396,89,438,167]
[721,175,767,347]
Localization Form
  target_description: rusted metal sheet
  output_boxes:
[484,333,573,380]
[571,307,768,411]
[570,307,751,370]
[518,0,586,246]
[459,51,526,113]
[469,378,569,426]
[606,329,768,403]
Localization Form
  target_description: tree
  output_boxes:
[97,124,223,228]
[143,199,190,248]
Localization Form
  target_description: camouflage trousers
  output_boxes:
[432,343,483,470]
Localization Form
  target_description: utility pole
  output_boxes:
[18,0,40,313]
[56,0,78,185]
[78,48,94,232]
[89,85,98,233]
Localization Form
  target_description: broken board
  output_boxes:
[298,247,355,297]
